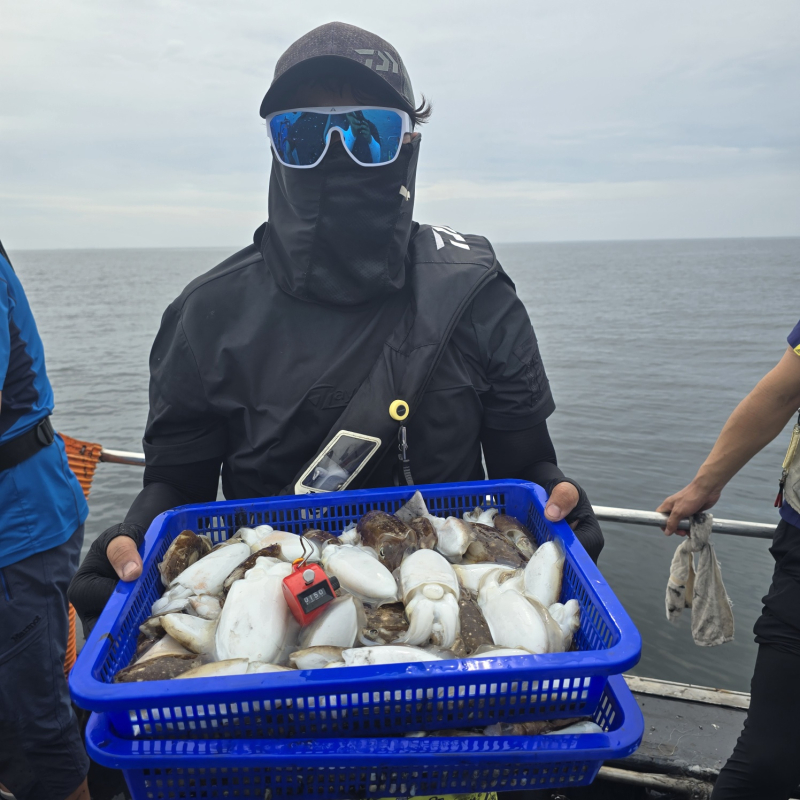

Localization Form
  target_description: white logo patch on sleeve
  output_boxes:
[432,225,470,250]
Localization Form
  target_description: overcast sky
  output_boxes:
[2,0,799,249]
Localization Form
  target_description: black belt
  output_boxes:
[0,417,56,472]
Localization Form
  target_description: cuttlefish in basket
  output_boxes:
[356,510,419,572]
[396,549,460,649]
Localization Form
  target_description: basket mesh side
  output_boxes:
[123,671,603,738]
[99,535,172,685]
[126,759,598,799]
[118,692,622,799]
[106,661,633,800]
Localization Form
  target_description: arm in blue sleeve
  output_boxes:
[0,275,10,389]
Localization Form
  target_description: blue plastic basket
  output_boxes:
[86,674,643,799]
[70,480,640,740]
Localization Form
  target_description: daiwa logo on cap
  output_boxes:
[354,48,399,73]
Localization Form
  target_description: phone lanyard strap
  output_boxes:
[395,425,414,486]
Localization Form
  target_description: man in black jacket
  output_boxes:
[70,21,603,633]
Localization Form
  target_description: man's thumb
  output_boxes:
[666,508,690,536]
[107,536,143,582]
[545,482,579,522]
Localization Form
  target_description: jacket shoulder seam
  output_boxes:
[174,250,262,312]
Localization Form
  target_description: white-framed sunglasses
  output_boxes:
[265,106,412,168]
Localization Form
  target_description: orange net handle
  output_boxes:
[59,432,103,499]
[64,603,77,678]
[59,432,103,677]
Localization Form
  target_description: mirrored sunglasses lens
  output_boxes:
[269,112,329,166]
[338,109,404,165]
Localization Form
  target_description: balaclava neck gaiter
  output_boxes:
[262,135,420,306]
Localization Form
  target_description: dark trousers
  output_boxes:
[0,525,89,800]
[712,643,800,799]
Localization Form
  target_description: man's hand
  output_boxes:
[68,523,145,637]
[544,480,604,562]
[346,113,372,142]
[544,481,580,523]
[657,482,721,536]
[107,535,143,581]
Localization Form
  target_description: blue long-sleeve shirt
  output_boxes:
[0,251,87,568]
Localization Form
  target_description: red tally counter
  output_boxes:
[282,561,340,626]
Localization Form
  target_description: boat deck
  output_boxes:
[615,675,747,781]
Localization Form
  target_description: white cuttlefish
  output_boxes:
[463,506,499,526]
[298,594,362,649]
[215,557,294,663]
[187,594,222,620]
[396,549,460,649]
[431,517,473,562]
[452,563,507,596]
[320,543,398,606]
[160,613,219,658]
[548,599,581,651]
[238,526,321,562]
[523,539,565,608]
[342,644,443,666]
[477,570,563,654]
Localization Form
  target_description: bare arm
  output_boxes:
[657,346,800,534]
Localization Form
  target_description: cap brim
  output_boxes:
[259,55,414,118]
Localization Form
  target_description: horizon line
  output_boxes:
[7,233,800,253]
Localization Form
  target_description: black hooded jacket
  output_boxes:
[142,220,554,495]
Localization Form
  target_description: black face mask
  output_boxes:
[262,135,420,306]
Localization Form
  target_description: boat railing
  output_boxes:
[99,447,149,467]
[591,504,774,539]
[96,447,775,540]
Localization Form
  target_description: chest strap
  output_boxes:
[284,225,504,494]
[0,417,55,472]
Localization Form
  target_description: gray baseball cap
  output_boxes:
[259,22,416,118]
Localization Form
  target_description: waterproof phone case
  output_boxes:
[295,431,382,494]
